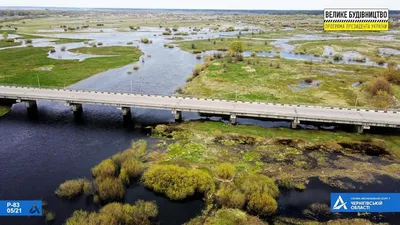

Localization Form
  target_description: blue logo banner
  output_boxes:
[331,193,400,212]
[0,200,42,216]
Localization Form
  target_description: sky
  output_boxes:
[0,0,398,10]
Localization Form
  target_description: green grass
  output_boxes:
[0,46,142,87]
[0,106,10,117]
[54,38,91,44]
[175,39,273,53]
[182,57,393,107]
[0,40,21,47]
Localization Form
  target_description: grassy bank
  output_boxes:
[0,40,21,48]
[182,56,395,107]
[0,46,142,87]
[0,106,10,117]
[174,39,273,53]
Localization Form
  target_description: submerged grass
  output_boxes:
[0,46,142,87]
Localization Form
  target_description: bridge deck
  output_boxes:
[0,86,399,128]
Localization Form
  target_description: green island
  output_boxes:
[174,38,274,53]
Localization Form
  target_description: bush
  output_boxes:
[61,46,66,51]
[191,43,196,49]
[92,159,117,179]
[229,41,244,54]
[377,57,387,65]
[373,90,393,108]
[65,201,158,225]
[50,48,56,53]
[5,38,15,42]
[247,193,278,216]
[236,54,244,62]
[45,210,55,222]
[121,158,144,178]
[192,64,204,76]
[97,42,103,46]
[141,38,150,44]
[162,31,171,35]
[84,40,89,44]
[55,179,85,198]
[235,173,279,199]
[196,54,202,60]
[142,164,214,200]
[168,45,174,48]
[333,54,343,61]
[96,177,125,201]
[133,65,140,70]
[26,39,32,44]
[193,50,202,54]
[215,163,235,180]
[127,41,133,45]
[217,184,246,208]
[384,64,400,84]
[368,77,393,96]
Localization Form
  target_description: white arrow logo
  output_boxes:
[333,195,347,210]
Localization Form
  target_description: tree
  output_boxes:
[229,41,244,55]
[2,32,8,40]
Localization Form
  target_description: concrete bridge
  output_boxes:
[1,86,400,133]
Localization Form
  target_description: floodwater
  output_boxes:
[1,27,400,225]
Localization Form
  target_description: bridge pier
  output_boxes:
[291,118,300,129]
[230,114,237,125]
[25,100,37,111]
[173,110,182,122]
[72,104,83,113]
[355,125,370,134]
[121,107,131,117]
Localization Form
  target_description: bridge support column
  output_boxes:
[291,118,300,129]
[230,114,237,125]
[25,100,37,111]
[72,104,83,115]
[355,125,370,134]
[121,107,131,117]
[173,110,182,122]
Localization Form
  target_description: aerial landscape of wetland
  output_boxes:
[0,3,399,225]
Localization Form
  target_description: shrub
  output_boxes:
[215,163,235,180]
[368,77,393,96]
[127,70,132,74]
[121,158,144,178]
[26,39,32,44]
[91,43,97,47]
[50,48,56,53]
[55,179,85,198]
[97,42,103,46]
[196,54,202,60]
[65,201,158,225]
[168,45,174,48]
[229,41,244,54]
[45,210,55,222]
[193,50,202,54]
[213,52,223,59]
[235,173,279,199]
[5,38,15,42]
[383,64,400,84]
[373,90,393,108]
[333,54,343,61]
[217,184,246,208]
[247,193,278,216]
[92,159,117,178]
[142,164,214,200]
[133,65,139,70]
[61,46,66,51]
[96,177,125,201]
[127,41,133,45]
[141,38,150,44]
[236,54,244,62]
[192,64,204,76]
[191,43,196,49]
[251,52,257,57]
[377,57,386,65]
[162,31,171,35]
[84,40,89,44]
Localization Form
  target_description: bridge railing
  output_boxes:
[1,84,399,112]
